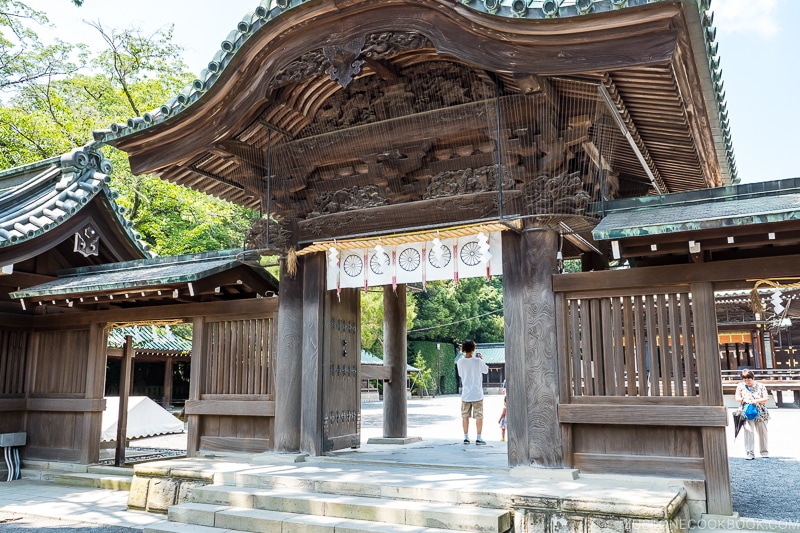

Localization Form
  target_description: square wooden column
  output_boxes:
[274,257,304,452]
[300,252,325,455]
[691,281,733,516]
[502,229,562,467]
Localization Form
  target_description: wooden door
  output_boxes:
[322,288,361,452]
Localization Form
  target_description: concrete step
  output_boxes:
[189,487,511,533]
[165,502,498,533]
[52,472,133,490]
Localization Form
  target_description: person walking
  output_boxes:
[498,396,507,442]
[734,368,770,460]
[456,339,489,445]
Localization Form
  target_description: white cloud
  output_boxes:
[713,0,780,39]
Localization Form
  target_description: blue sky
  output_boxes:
[21,0,799,185]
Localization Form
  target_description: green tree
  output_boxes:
[0,1,77,94]
[360,288,417,358]
[0,12,257,255]
[409,277,503,344]
[409,351,434,397]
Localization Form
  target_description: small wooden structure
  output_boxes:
[0,151,279,463]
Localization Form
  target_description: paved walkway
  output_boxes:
[1,394,799,530]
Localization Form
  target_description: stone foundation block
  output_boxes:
[128,475,151,510]
[146,477,180,513]
[551,513,584,533]
[588,516,626,533]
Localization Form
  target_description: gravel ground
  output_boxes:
[725,401,800,524]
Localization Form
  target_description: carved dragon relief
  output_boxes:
[300,62,496,133]
[307,185,388,218]
[270,32,433,89]
[423,165,516,200]
[244,217,293,252]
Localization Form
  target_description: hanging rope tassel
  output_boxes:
[286,247,298,278]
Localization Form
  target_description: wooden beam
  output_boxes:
[553,253,800,293]
[361,365,392,381]
[574,453,704,478]
[199,436,270,453]
[23,298,278,329]
[187,316,205,457]
[26,398,105,412]
[557,404,726,426]
[503,229,561,467]
[298,191,521,243]
[115,334,133,466]
[300,252,325,455]
[184,399,275,417]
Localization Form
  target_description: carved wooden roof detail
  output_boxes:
[99,0,734,251]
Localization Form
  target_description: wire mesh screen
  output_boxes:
[228,59,631,246]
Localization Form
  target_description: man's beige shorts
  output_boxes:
[461,400,484,419]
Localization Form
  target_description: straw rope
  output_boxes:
[748,278,800,317]
[295,221,519,256]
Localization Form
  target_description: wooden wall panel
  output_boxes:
[561,293,697,398]
[573,424,702,457]
[554,269,733,516]
[0,329,28,395]
[190,311,277,456]
[29,330,89,396]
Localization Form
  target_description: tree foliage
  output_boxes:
[0,5,257,255]
[360,289,417,357]
[0,1,77,94]
[409,277,503,345]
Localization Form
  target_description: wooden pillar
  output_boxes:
[692,281,733,516]
[115,335,134,467]
[81,323,107,464]
[502,229,562,467]
[383,285,407,438]
[187,316,205,457]
[163,357,173,408]
[301,253,325,455]
[274,257,304,452]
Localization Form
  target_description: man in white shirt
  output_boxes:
[456,339,489,445]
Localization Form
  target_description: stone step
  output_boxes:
[165,502,499,533]
[20,460,90,481]
[52,472,133,490]
[189,487,512,533]
[229,470,508,508]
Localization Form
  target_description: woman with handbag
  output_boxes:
[734,369,770,460]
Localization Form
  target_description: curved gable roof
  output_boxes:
[95,0,735,195]
[0,145,150,258]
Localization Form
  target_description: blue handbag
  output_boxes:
[743,403,759,420]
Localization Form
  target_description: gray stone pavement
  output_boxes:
[1,394,799,530]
